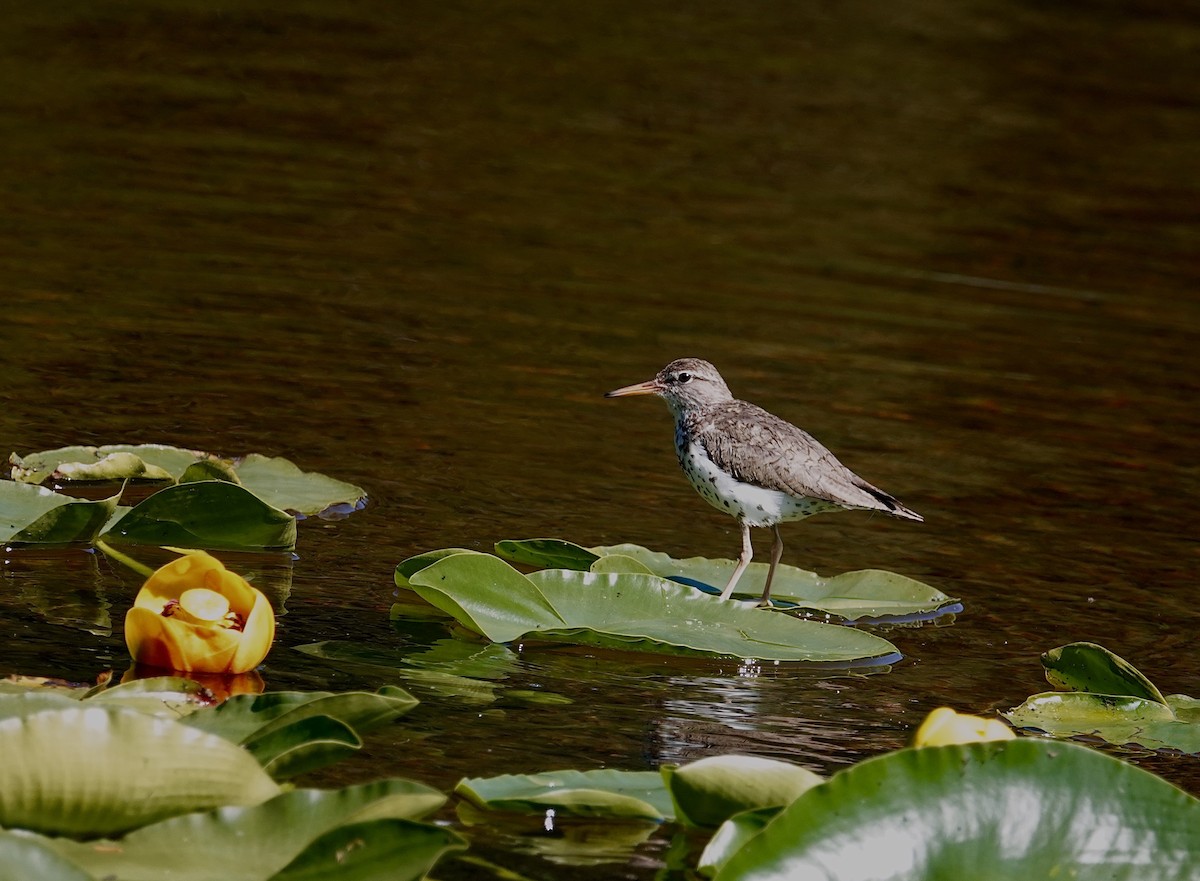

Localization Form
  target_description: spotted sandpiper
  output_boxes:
[606,358,922,605]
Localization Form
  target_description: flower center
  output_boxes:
[165,587,231,625]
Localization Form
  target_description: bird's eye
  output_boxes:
[675,371,693,384]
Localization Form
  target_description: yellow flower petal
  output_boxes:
[913,707,1016,747]
[124,552,275,674]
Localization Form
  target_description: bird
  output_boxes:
[605,357,922,605]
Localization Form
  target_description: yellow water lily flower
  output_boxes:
[913,707,1016,747]
[124,552,275,674]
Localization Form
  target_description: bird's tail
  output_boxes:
[855,480,924,522]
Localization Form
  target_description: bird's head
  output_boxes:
[605,358,734,416]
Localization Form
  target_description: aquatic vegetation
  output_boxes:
[2,444,366,550]
[1004,641,1200,754]
[0,680,455,880]
[495,538,960,623]
[394,547,902,665]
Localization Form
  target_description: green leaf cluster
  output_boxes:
[3,444,366,550]
[0,680,460,880]
[393,547,901,665]
[455,741,1200,879]
[495,538,959,622]
[1003,641,1200,753]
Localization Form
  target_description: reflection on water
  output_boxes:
[1,0,1199,876]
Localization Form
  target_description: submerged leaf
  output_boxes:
[715,740,1200,880]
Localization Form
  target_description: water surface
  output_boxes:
[1,2,1198,877]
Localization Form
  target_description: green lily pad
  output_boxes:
[1001,642,1200,753]
[456,769,674,821]
[10,444,205,484]
[663,755,823,828]
[401,551,900,665]
[0,832,96,881]
[269,818,465,881]
[714,740,1200,880]
[101,480,297,550]
[231,454,366,517]
[698,808,780,878]
[43,779,458,881]
[1040,641,1166,704]
[183,686,418,747]
[10,445,367,519]
[495,538,600,570]
[0,481,122,545]
[495,539,957,622]
[405,551,567,643]
[0,700,280,837]
[527,568,900,664]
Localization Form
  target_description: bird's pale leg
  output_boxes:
[759,525,785,607]
[719,522,754,600]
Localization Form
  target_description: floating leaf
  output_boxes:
[714,740,1200,880]
[180,458,242,484]
[592,543,958,622]
[10,445,366,521]
[245,715,363,779]
[589,554,657,575]
[663,755,823,828]
[183,686,418,747]
[495,538,600,570]
[43,780,457,881]
[1000,642,1200,753]
[0,701,280,837]
[101,481,297,550]
[0,832,96,881]
[456,769,674,821]
[405,551,567,643]
[232,454,366,517]
[270,818,465,881]
[1040,641,1166,704]
[698,808,779,878]
[401,551,900,664]
[10,444,207,484]
[0,481,121,545]
[527,569,900,664]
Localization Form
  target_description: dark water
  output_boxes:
[1,1,1198,877]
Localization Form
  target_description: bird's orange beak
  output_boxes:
[605,378,662,398]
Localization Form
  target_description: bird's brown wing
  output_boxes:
[693,401,923,520]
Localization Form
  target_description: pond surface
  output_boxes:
[1,1,1198,877]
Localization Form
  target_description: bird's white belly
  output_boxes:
[677,441,835,527]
